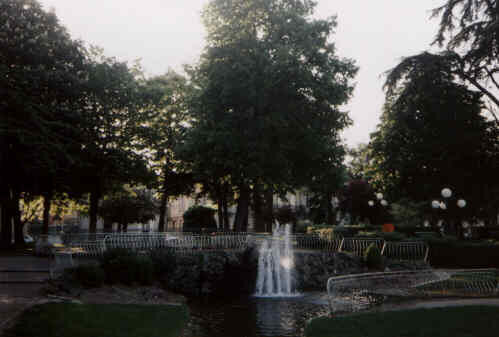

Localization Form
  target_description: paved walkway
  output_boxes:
[0,255,51,335]
[371,298,499,313]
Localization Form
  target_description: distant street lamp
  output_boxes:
[431,187,467,237]
[441,188,452,198]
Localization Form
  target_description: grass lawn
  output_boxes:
[4,303,188,337]
[305,306,499,337]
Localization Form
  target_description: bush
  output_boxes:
[149,249,177,277]
[364,243,383,270]
[428,239,499,268]
[182,205,217,233]
[274,206,299,225]
[379,231,408,241]
[295,220,312,234]
[99,248,154,285]
[332,226,355,238]
[389,198,427,228]
[69,264,105,288]
[134,255,154,285]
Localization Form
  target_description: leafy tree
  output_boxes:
[306,161,347,225]
[139,71,194,232]
[388,1,499,123]
[373,58,499,226]
[389,198,428,228]
[0,0,88,246]
[182,0,357,231]
[99,187,158,232]
[182,205,217,233]
[338,179,387,225]
[75,50,154,233]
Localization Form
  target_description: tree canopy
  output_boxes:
[181,0,357,230]
[371,57,499,224]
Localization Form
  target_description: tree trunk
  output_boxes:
[217,196,223,231]
[42,192,52,235]
[103,219,113,233]
[325,191,335,226]
[12,190,24,246]
[0,190,13,248]
[263,187,274,233]
[222,191,229,231]
[89,191,100,234]
[158,187,168,232]
[252,183,265,232]
[233,184,250,232]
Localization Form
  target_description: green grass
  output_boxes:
[305,306,499,337]
[4,303,188,337]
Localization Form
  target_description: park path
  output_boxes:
[0,254,50,335]
[346,297,499,317]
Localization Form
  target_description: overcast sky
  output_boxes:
[38,0,443,148]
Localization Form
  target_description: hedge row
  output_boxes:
[428,241,499,268]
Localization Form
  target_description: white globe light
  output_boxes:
[431,200,440,209]
[381,200,388,206]
[441,188,452,198]
[376,193,383,200]
[457,199,466,208]
[368,200,374,207]
[440,202,447,210]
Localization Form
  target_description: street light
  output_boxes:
[441,188,452,198]
[431,187,467,237]
[431,200,440,209]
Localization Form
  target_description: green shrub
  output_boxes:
[364,243,383,270]
[389,198,427,228]
[379,231,408,241]
[428,239,499,268]
[149,249,177,277]
[332,226,355,238]
[295,220,312,234]
[182,205,217,233]
[70,264,105,288]
[99,248,154,285]
[134,255,154,285]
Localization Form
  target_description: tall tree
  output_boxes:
[75,50,154,233]
[140,71,194,232]
[182,0,357,231]
[372,59,499,224]
[0,0,88,246]
[389,1,499,124]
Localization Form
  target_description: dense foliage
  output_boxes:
[181,0,357,231]
[182,205,217,232]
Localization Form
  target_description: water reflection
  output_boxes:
[183,292,329,337]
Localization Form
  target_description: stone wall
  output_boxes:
[294,252,365,291]
[166,248,366,296]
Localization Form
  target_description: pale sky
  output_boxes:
[39,0,443,148]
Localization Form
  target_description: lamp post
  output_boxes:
[368,193,388,226]
[431,187,467,238]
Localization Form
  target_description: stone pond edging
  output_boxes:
[166,249,367,296]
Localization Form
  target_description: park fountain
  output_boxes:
[254,223,299,297]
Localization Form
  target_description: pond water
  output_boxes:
[182,292,330,337]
